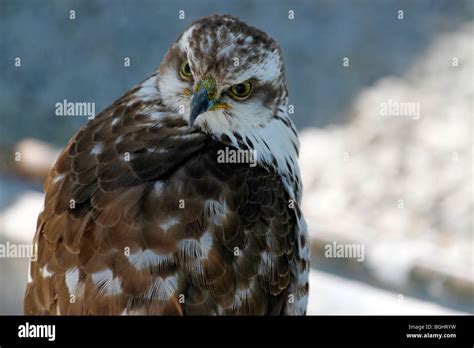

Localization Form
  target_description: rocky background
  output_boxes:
[301,23,473,313]
[0,0,472,314]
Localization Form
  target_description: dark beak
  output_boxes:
[189,88,210,126]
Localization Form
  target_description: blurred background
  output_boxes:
[0,0,472,314]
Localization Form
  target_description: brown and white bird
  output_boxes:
[24,14,309,315]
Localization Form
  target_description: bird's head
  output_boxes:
[155,14,300,201]
[158,14,288,138]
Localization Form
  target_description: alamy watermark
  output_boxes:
[55,99,95,119]
[0,241,37,261]
[217,147,257,167]
[380,99,420,120]
[324,241,365,262]
[18,322,55,342]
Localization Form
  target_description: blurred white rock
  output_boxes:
[307,270,466,315]
[0,192,43,244]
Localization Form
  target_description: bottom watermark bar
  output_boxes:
[0,315,471,346]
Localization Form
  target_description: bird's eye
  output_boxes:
[228,81,252,100]
[180,61,193,81]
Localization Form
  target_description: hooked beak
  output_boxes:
[189,88,211,126]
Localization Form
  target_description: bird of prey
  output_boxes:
[24,14,309,315]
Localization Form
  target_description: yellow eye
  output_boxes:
[180,61,193,81]
[228,81,252,100]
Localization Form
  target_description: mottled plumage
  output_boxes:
[24,14,309,315]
